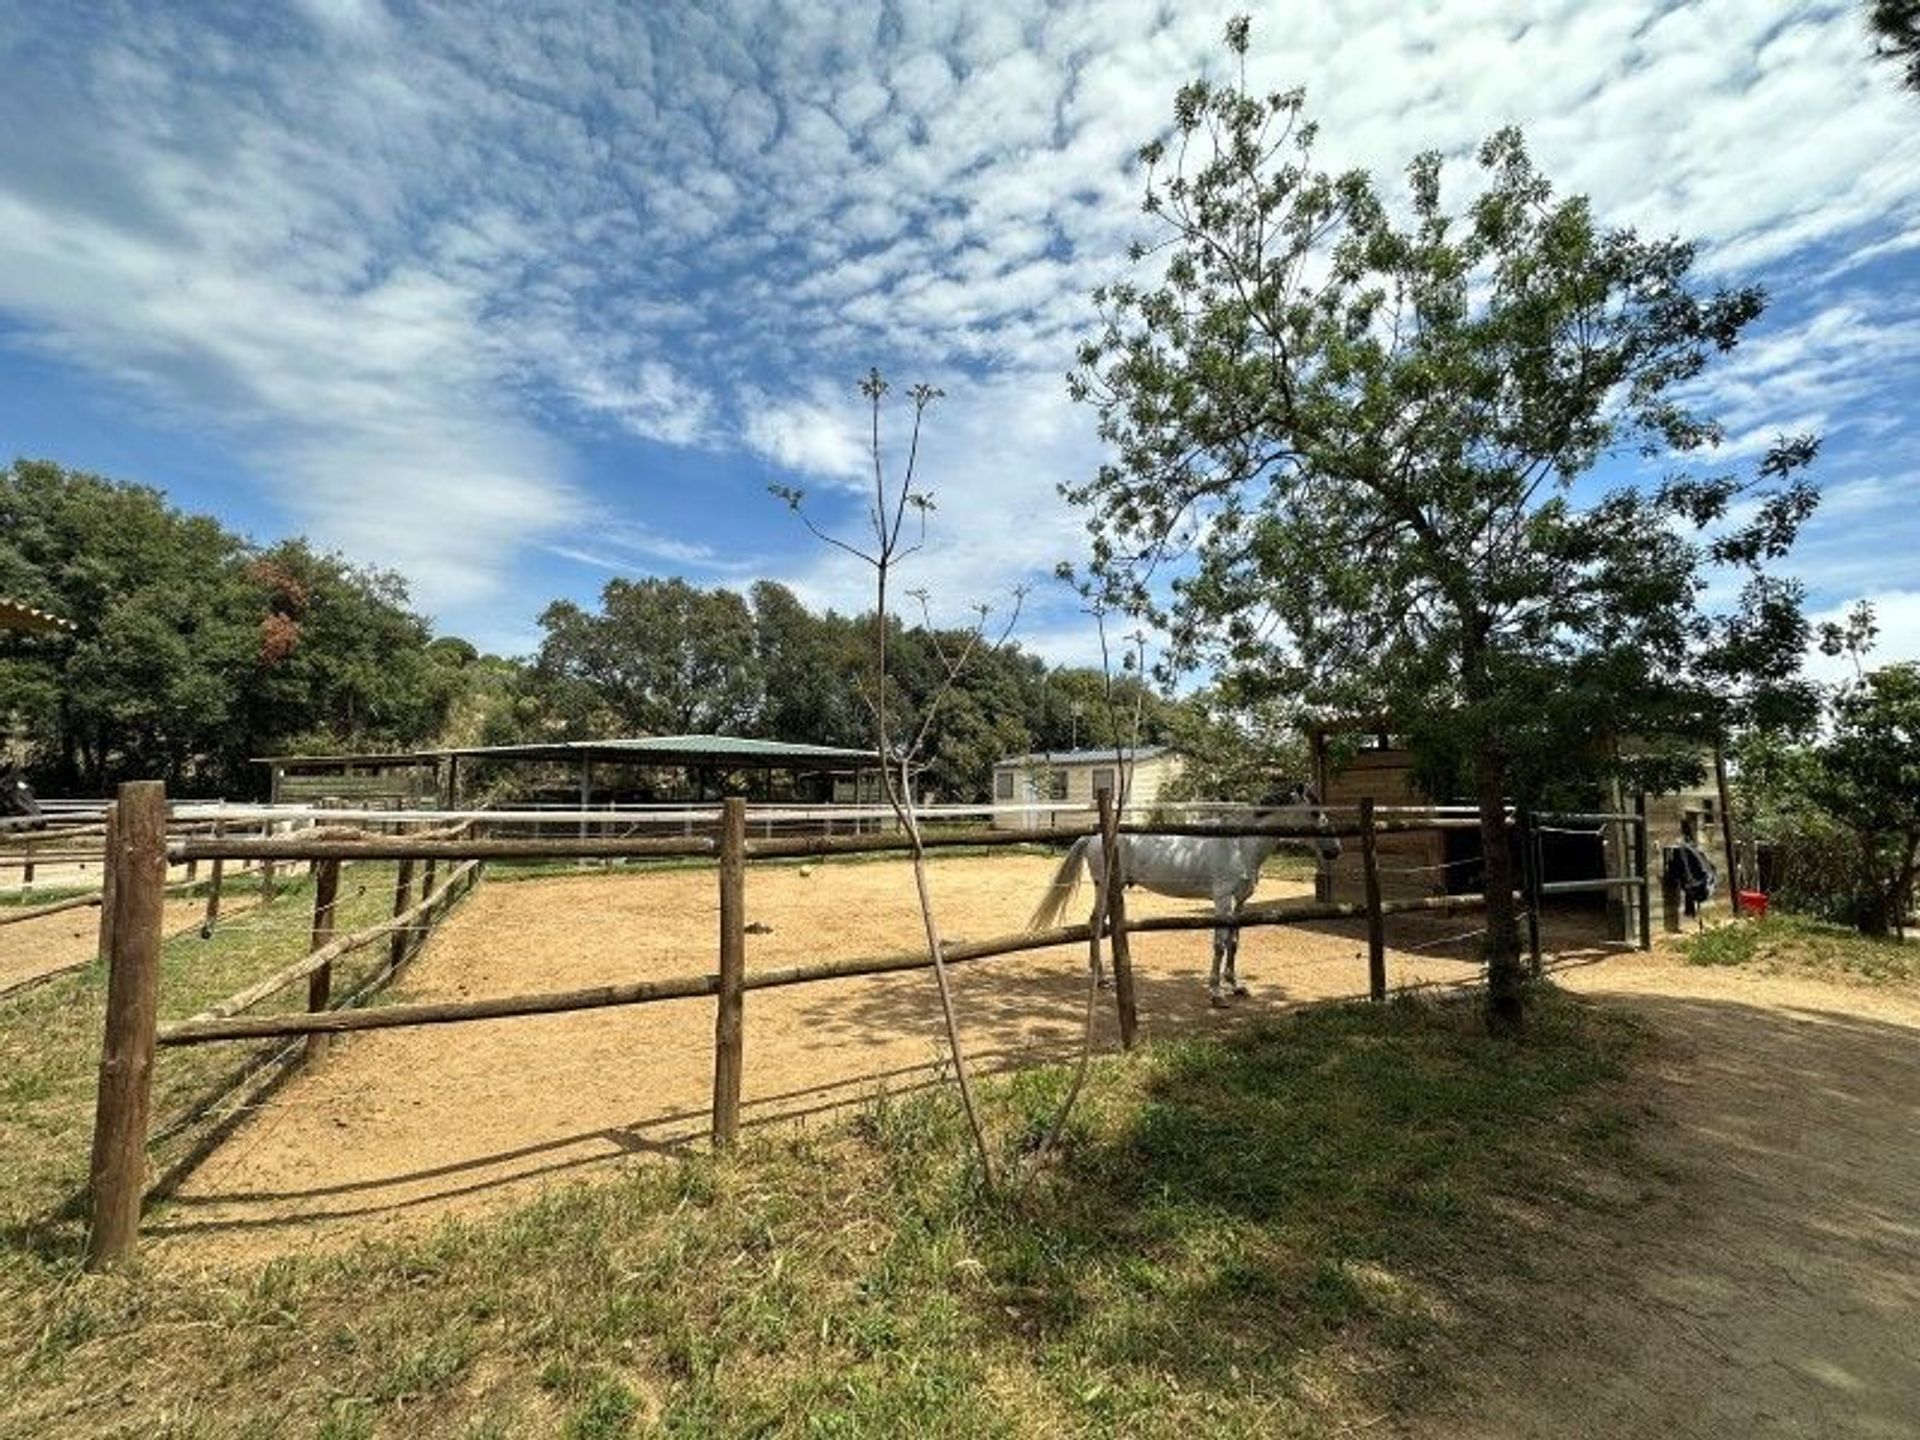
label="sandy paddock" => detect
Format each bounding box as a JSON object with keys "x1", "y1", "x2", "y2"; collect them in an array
[{"x1": 157, "y1": 852, "x2": 1513, "y2": 1253}]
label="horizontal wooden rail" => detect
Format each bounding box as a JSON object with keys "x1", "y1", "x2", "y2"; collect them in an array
[
  {"x1": 1537, "y1": 876, "x2": 1644, "y2": 895},
  {"x1": 1117, "y1": 818, "x2": 1489, "y2": 838},
  {"x1": 0, "y1": 891, "x2": 103, "y2": 926},
  {"x1": 155, "y1": 890, "x2": 1497, "y2": 1047},
  {"x1": 743, "y1": 827, "x2": 1090, "y2": 858},
  {"x1": 164, "y1": 810, "x2": 1506, "y2": 865},
  {"x1": 186, "y1": 861, "x2": 480, "y2": 1022},
  {"x1": 169, "y1": 834, "x2": 723, "y2": 863}
]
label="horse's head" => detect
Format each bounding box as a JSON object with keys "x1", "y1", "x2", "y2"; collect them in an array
[{"x1": 1258, "y1": 781, "x2": 1342, "y2": 861}]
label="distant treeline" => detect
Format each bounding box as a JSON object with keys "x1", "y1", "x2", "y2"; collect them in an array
[{"x1": 0, "y1": 461, "x2": 1291, "y2": 800}]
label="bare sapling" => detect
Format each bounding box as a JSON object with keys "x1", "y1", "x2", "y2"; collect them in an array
[
  {"x1": 1031, "y1": 615, "x2": 1149, "y2": 1169},
  {"x1": 772, "y1": 368, "x2": 1021, "y2": 1191}
]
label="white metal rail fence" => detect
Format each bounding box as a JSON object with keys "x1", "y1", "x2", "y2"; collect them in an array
[{"x1": 76, "y1": 782, "x2": 1651, "y2": 1269}]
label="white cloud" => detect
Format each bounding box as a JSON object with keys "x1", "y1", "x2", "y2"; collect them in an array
[
  {"x1": 1, "y1": 0, "x2": 1918, "y2": 651},
  {"x1": 742, "y1": 388, "x2": 875, "y2": 484},
  {"x1": 1804, "y1": 590, "x2": 1920, "y2": 687}
]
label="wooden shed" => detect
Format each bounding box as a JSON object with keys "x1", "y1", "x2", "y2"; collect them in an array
[{"x1": 1308, "y1": 724, "x2": 1467, "y2": 902}]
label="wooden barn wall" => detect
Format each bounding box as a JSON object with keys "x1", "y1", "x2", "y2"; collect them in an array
[{"x1": 1316, "y1": 748, "x2": 1447, "y2": 901}]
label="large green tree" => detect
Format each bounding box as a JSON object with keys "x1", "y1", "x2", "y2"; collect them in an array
[
  {"x1": 531, "y1": 578, "x2": 763, "y2": 737},
  {"x1": 0, "y1": 460, "x2": 465, "y2": 795},
  {"x1": 1747, "y1": 607, "x2": 1920, "y2": 938},
  {"x1": 1067, "y1": 21, "x2": 1819, "y2": 1034}
]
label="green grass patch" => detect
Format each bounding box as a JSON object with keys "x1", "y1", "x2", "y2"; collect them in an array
[
  {"x1": 0, "y1": 988, "x2": 1646, "y2": 1438},
  {"x1": 0, "y1": 886, "x2": 97, "y2": 908},
  {"x1": 0, "y1": 865, "x2": 433, "y2": 1252},
  {"x1": 1679, "y1": 912, "x2": 1918, "y2": 984}
]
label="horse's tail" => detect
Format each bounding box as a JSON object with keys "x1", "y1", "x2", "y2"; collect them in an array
[{"x1": 1028, "y1": 836, "x2": 1091, "y2": 931}]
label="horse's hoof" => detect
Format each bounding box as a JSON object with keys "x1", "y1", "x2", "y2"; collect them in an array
[
  {"x1": 1209, "y1": 993, "x2": 1230, "y2": 1009},
  {"x1": 1231, "y1": 984, "x2": 1251, "y2": 998}
]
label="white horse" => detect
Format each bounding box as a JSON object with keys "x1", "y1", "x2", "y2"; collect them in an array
[{"x1": 1028, "y1": 786, "x2": 1342, "y2": 1006}]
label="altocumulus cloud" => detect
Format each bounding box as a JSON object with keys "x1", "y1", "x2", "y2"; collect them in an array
[{"x1": 0, "y1": 1, "x2": 1914, "y2": 661}]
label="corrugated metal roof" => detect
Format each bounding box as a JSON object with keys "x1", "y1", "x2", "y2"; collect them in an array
[
  {"x1": 449, "y1": 736, "x2": 877, "y2": 764},
  {"x1": 0, "y1": 597, "x2": 78, "y2": 634},
  {"x1": 993, "y1": 745, "x2": 1172, "y2": 768},
  {"x1": 258, "y1": 735, "x2": 877, "y2": 769}
]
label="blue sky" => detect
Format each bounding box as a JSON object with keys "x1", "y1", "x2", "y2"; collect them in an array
[{"x1": 0, "y1": 0, "x2": 1916, "y2": 679}]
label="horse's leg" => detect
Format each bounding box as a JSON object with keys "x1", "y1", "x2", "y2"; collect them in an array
[
  {"x1": 1208, "y1": 896, "x2": 1231, "y2": 1008},
  {"x1": 1227, "y1": 895, "x2": 1252, "y2": 997},
  {"x1": 1090, "y1": 875, "x2": 1111, "y2": 990}
]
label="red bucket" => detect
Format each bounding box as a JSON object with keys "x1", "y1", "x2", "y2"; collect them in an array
[{"x1": 1736, "y1": 890, "x2": 1769, "y2": 918}]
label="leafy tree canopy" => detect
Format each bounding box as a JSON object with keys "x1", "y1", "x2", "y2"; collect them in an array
[
  {"x1": 1066, "y1": 19, "x2": 1821, "y2": 1032},
  {"x1": 1747, "y1": 606, "x2": 1920, "y2": 937},
  {"x1": 0, "y1": 460, "x2": 468, "y2": 795}
]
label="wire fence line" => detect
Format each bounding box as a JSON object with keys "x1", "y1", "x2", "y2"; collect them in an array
[{"x1": 74, "y1": 782, "x2": 1658, "y2": 1268}]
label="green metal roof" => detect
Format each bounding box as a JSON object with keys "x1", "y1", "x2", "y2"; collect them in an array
[
  {"x1": 258, "y1": 735, "x2": 877, "y2": 771},
  {"x1": 448, "y1": 736, "x2": 877, "y2": 766}
]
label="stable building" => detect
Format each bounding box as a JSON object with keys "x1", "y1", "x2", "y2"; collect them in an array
[
  {"x1": 990, "y1": 746, "x2": 1184, "y2": 828},
  {"x1": 259, "y1": 735, "x2": 882, "y2": 810},
  {"x1": 1309, "y1": 719, "x2": 1734, "y2": 935}
]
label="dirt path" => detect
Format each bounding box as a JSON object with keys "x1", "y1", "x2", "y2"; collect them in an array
[
  {"x1": 1429, "y1": 952, "x2": 1920, "y2": 1440},
  {"x1": 154, "y1": 855, "x2": 1498, "y2": 1258},
  {"x1": 0, "y1": 897, "x2": 208, "y2": 996}
]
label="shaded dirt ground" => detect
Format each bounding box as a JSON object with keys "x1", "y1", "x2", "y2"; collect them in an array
[
  {"x1": 1427, "y1": 952, "x2": 1920, "y2": 1440},
  {"x1": 156, "y1": 854, "x2": 1499, "y2": 1253}
]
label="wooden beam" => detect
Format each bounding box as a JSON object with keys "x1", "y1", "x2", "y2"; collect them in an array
[
  {"x1": 85, "y1": 782, "x2": 167, "y2": 1271},
  {"x1": 1361, "y1": 798, "x2": 1386, "y2": 1002},
  {"x1": 156, "y1": 891, "x2": 1503, "y2": 1047},
  {"x1": 711, "y1": 797, "x2": 747, "y2": 1148},
  {"x1": 305, "y1": 859, "x2": 341, "y2": 1063}
]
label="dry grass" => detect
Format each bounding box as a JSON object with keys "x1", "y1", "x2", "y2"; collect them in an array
[{"x1": 1680, "y1": 911, "x2": 1919, "y2": 985}]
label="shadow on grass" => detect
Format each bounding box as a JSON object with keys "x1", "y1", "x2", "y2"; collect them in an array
[{"x1": 837, "y1": 989, "x2": 1649, "y2": 1428}]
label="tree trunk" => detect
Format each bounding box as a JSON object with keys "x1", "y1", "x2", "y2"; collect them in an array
[
  {"x1": 1475, "y1": 748, "x2": 1526, "y2": 1038},
  {"x1": 1857, "y1": 832, "x2": 1892, "y2": 938}
]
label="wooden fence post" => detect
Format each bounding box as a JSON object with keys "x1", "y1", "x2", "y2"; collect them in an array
[
  {"x1": 1634, "y1": 792, "x2": 1652, "y2": 951},
  {"x1": 86, "y1": 781, "x2": 167, "y2": 1271},
  {"x1": 95, "y1": 803, "x2": 120, "y2": 967},
  {"x1": 1361, "y1": 797, "x2": 1386, "y2": 1001},
  {"x1": 711, "y1": 796, "x2": 747, "y2": 1148},
  {"x1": 1520, "y1": 809, "x2": 1543, "y2": 978},
  {"x1": 203, "y1": 820, "x2": 226, "y2": 934},
  {"x1": 1096, "y1": 788, "x2": 1137, "y2": 1049},
  {"x1": 389, "y1": 859, "x2": 416, "y2": 971},
  {"x1": 305, "y1": 859, "x2": 341, "y2": 1063},
  {"x1": 1713, "y1": 743, "x2": 1741, "y2": 914},
  {"x1": 260, "y1": 820, "x2": 277, "y2": 902},
  {"x1": 21, "y1": 833, "x2": 33, "y2": 890}
]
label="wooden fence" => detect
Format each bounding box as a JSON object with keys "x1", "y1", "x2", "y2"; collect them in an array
[{"x1": 80, "y1": 781, "x2": 1649, "y2": 1269}]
